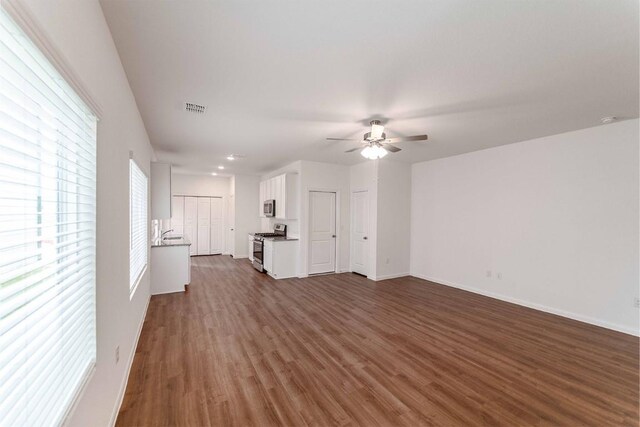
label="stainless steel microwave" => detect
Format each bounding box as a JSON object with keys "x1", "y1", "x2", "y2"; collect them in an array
[{"x1": 263, "y1": 199, "x2": 275, "y2": 217}]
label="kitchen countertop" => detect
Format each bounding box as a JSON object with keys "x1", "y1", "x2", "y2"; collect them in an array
[{"x1": 151, "y1": 236, "x2": 191, "y2": 247}]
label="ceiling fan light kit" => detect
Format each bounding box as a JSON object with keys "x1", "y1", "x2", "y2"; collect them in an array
[
  {"x1": 327, "y1": 119, "x2": 428, "y2": 160},
  {"x1": 361, "y1": 144, "x2": 388, "y2": 159}
]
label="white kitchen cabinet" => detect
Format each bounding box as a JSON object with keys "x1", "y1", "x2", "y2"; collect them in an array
[
  {"x1": 150, "y1": 242, "x2": 191, "y2": 295},
  {"x1": 274, "y1": 174, "x2": 284, "y2": 214},
  {"x1": 266, "y1": 178, "x2": 274, "y2": 201},
  {"x1": 258, "y1": 173, "x2": 298, "y2": 219},
  {"x1": 263, "y1": 239, "x2": 298, "y2": 279},
  {"x1": 264, "y1": 240, "x2": 273, "y2": 272},
  {"x1": 248, "y1": 234, "x2": 254, "y2": 262},
  {"x1": 150, "y1": 162, "x2": 172, "y2": 219}
]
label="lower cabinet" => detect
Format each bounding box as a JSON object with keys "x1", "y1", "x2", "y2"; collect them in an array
[
  {"x1": 264, "y1": 240, "x2": 273, "y2": 272},
  {"x1": 150, "y1": 244, "x2": 191, "y2": 295},
  {"x1": 263, "y1": 239, "x2": 298, "y2": 279}
]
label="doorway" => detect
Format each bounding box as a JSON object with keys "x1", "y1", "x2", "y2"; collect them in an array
[
  {"x1": 350, "y1": 190, "x2": 369, "y2": 276},
  {"x1": 308, "y1": 191, "x2": 337, "y2": 274}
]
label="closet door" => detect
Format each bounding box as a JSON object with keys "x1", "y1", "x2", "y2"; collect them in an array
[
  {"x1": 197, "y1": 197, "x2": 211, "y2": 255},
  {"x1": 184, "y1": 197, "x2": 198, "y2": 256},
  {"x1": 210, "y1": 197, "x2": 223, "y2": 254},
  {"x1": 170, "y1": 196, "x2": 184, "y2": 236}
]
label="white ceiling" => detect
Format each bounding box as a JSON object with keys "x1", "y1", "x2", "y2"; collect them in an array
[{"x1": 100, "y1": 0, "x2": 639, "y2": 175}]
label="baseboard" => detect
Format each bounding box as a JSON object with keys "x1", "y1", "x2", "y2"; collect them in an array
[
  {"x1": 372, "y1": 272, "x2": 410, "y2": 281},
  {"x1": 151, "y1": 289, "x2": 186, "y2": 296},
  {"x1": 410, "y1": 273, "x2": 639, "y2": 337},
  {"x1": 109, "y1": 294, "x2": 151, "y2": 426}
]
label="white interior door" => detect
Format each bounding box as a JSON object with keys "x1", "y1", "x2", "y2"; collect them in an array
[
  {"x1": 210, "y1": 197, "x2": 223, "y2": 254},
  {"x1": 184, "y1": 196, "x2": 198, "y2": 256},
  {"x1": 197, "y1": 197, "x2": 211, "y2": 255},
  {"x1": 351, "y1": 190, "x2": 369, "y2": 276},
  {"x1": 309, "y1": 191, "x2": 336, "y2": 274},
  {"x1": 170, "y1": 196, "x2": 184, "y2": 236}
]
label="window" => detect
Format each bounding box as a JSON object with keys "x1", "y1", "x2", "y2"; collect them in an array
[
  {"x1": 129, "y1": 158, "x2": 147, "y2": 295},
  {"x1": 0, "y1": 8, "x2": 97, "y2": 427}
]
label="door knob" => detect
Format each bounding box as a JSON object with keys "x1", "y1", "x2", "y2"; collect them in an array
[
  {"x1": 363, "y1": 236, "x2": 368, "y2": 240},
  {"x1": 332, "y1": 234, "x2": 336, "y2": 238}
]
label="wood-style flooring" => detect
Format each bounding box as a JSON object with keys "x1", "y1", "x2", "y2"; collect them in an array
[{"x1": 116, "y1": 255, "x2": 639, "y2": 426}]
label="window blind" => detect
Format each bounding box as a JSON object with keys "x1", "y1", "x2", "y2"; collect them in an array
[
  {"x1": 0, "y1": 8, "x2": 97, "y2": 427},
  {"x1": 129, "y1": 159, "x2": 147, "y2": 294}
]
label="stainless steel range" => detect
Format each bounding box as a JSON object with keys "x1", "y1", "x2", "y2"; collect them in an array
[{"x1": 252, "y1": 223, "x2": 286, "y2": 272}]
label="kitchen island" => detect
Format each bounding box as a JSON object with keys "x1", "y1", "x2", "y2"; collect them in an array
[{"x1": 151, "y1": 236, "x2": 191, "y2": 294}]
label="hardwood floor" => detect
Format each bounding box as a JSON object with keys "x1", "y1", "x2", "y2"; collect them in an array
[{"x1": 116, "y1": 255, "x2": 639, "y2": 426}]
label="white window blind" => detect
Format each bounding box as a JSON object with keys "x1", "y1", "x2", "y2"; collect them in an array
[
  {"x1": 0, "y1": 8, "x2": 97, "y2": 427},
  {"x1": 129, "y1": 159, "x2": 147, "y2": 294}
]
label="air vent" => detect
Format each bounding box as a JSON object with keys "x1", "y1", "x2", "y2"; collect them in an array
[{"x1": 185, "y1": 102, "x2": 207, "y2": 114}]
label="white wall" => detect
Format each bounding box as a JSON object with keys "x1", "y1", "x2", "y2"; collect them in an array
[
  {"x1": 231, "y1": 174, "x2": 260, "y2": 258},
  {"x1": 7, "y1": 0, "x2": 155, "y2": 425},
  {"x1": 411, "y1": 119, "x2": 639, "y2": 335},
  {"x1": 172, "y1": 173, "x2": 230, "y2": 197},
  {"x1": 376, "y1": 160, "x2": 411, "y2": 280}
]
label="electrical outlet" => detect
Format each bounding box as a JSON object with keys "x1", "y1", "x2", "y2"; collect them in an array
[
  {"x1": 385, "y1": 258, "x2": 390, "y2": 265},
  {"x1": 497, "y1": 272, "x2": 502, "y2": 280},
  {"x1": 486, "y1": 270, "x2": 492, "y2": 278},
  {"x1": 634, "y1": 297, "x2": 640, "y2": 308},
  {"x1": 115, "y1": 346, "x2": 120, "y2": 364}
]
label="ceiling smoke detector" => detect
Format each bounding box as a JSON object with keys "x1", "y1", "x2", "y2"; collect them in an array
[{"x1": 185, "y1": 102, "x2": 207, "y2": 114}]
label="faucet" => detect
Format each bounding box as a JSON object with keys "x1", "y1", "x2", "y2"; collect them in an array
[{"x1": 161, "y1": 229, "x2": 174, "y2": 239}]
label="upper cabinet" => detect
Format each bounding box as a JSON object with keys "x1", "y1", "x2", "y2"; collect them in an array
[
  {"x1": 150, "y1": 162, "x2": 172, "y2": 219},
  {"x1": 259, "y1": 173, "x2": 298, "y2": 219}
]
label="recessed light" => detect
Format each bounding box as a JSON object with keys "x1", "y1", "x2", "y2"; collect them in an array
[
  {"x1": 226, "y1": 155, "x2": 235, "y2": 161},
  {"x1": 211, "y1": 172, "x2": 217, "y2": 176},
  {"x1": 218, "y1": 165, "x2": 225, "y2": 170},
  {"x1": 601, "y1": 116, "x2": 617, "y2": 124}
]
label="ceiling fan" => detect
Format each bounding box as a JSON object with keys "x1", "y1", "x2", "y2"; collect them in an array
[{"x1": 327, "y1": 120, "x2": 428, "y2": 159}]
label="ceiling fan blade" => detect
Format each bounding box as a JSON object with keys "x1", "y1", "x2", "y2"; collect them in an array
[
  {"x1": 345, "y1": 147, "x2": 361, "y2": 153},
  {"x1": 327, "y1": 137, "x2": 360, "y2": 141},
  {"x1": 383, "y1": 144, "x2": 402, "y2": 153},
  {"x1": 385, "y1": 134, "x2": 428, "y2": 143}
]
